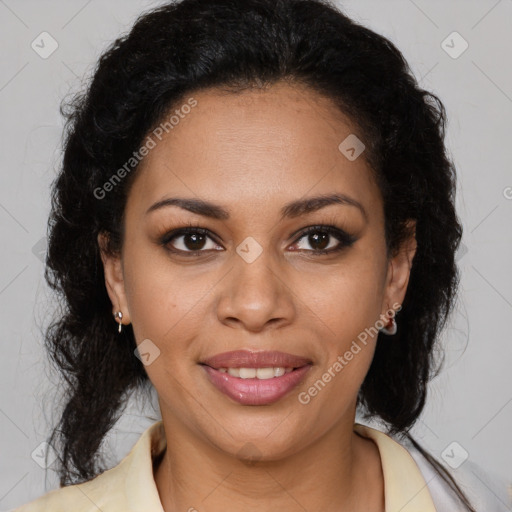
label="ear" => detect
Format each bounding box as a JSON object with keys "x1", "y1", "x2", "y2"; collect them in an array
[
  {"x1": 381, "y1": 220, "x2": 417, "y2": 315},
  {"x1": 97, "y1": 231, "x2": 131, "y2": 326}
]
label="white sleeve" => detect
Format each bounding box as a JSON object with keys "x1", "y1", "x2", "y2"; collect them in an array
[{"x1": 405, "y1": 441, "x2": 512, "y2": 512}]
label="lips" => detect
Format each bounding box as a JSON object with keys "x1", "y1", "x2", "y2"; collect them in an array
[
  {"x1": 200, "y1": 350, "x2": 313, "y2": 369},
  {"x1": 199, "y1": 350, "x2": 313, "y2": 405}
]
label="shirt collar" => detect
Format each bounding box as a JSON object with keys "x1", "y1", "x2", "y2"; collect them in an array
[
  {"x1": 123, "y1": 420, "x2": 437, "y2": 512},
  {"x1": 354, "y1": 422, "x2": 437, "y2": 511},
  {"x1": 125, "y1": 420, "x2": 166, "y2": 512}
]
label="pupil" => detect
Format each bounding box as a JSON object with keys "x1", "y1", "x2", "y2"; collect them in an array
[
  {"x1": 310, "y1": 232, "x2": 329, "y2": 250},
  {"x1": 185, "y1": 233, "x2": 205, "y2": 250}
]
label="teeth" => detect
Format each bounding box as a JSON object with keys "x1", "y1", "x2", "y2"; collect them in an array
[
  {"x1": 255, "y1": 367, "x2": 275, "y2": 379},
  {"x1": 220, "y1": 367, "x2": 294, "y2": 379}
]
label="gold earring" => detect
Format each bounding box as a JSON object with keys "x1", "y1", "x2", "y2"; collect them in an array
[{"x1": 114, "y1": 311, "x2": 123, "y2": 333}]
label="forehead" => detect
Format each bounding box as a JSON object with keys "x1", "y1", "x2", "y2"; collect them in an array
[{"x1": 126, "y1": 82, "x2": 380, "y2": 218}]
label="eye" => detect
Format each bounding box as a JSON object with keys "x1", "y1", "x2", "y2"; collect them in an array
[
  {"x1": 160, "y1": 227, "x2": 222, "y2": 256},
  {"x1": 159, "y1": 224, "x2": 357, "y2": 257},
  {"x1": 291, "y1": 225, "x2": 357, "y2": 255}
]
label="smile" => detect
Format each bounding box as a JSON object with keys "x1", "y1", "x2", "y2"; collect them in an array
[
  {"x1": 199, "y1": 349, "x2": 313, "y2": 405},
  {"x1": 217, "y1": 367, "x2": 294, "y2": 379}
]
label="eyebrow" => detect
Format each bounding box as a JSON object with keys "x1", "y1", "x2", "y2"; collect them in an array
[{"x1": 145, "y1": 193, "x2": 368, "y2": 222}]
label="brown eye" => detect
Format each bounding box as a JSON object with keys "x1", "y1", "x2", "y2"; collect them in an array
[
  {"x1": 176, "y1": 232, "x2": 208, "y2": 251},
  {"x1": 160, "y1": 228, "x2": 222, "y2": 255},
  {"x1": 292, "y1": 226, "x2": 357, "y2": 255},
  {"x1": 302, "y1": 231, "x2": 331, "y2": 251}
]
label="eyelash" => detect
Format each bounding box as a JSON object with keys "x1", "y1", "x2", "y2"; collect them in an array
[{"x1": 158, "y1": 220, "x2": 357, "y2": 258}]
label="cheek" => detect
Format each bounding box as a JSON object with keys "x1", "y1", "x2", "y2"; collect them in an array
[
  {"x1": 292, "y1": 259, "x2": 384, "y2": 397},
  {"x1": 121, "y1": 247, "x2": 188, "y2": 351},
  {"x1": 297, "y1": 261, "x2": 385, "y2": 340}
]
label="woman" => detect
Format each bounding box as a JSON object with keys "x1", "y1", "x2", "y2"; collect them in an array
[{"x1": 13, "y1": 0, "x2": 509, "y2": 510}]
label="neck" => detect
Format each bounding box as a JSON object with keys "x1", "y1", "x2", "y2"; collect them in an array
[{"x1": 153, "y1": 412, "x2": 384, "y2": 512}]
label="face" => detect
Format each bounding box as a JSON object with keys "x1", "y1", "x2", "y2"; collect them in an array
[{"x1": 99, "y1": 81, "x2": 416, "y2": 460}]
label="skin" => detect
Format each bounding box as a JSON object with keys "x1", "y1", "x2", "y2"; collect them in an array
[{"x1": 98, "y1": 80, "x2": 417, "y2": 512}]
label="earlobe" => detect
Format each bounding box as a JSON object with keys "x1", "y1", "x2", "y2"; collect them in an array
[{"x1": 97, "y1": 231, "x2": 131, "y2": 326}]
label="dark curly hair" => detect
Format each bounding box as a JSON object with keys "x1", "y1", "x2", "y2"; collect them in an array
[{"x1": 41, "y1": 0, "x2": 473, "y2": 508}]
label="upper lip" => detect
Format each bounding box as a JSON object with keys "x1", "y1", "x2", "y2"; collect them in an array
[{"x1": 200, "y1": 350, "x2": 313, "y2": 369}]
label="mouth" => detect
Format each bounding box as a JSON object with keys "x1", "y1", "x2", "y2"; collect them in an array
[
  {"x1": 199, "y1": 365, "x2": 304, "y2": 379},
  {"x1": 198, "y1": 350, "x2": 313, "y2": 405},
  {"x1": 200, "y1": 349, "x2": 313, "y2": 370}
]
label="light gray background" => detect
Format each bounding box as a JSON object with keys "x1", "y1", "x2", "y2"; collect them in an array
[{"x1": 1, "y1": 0, "x2": 511, "y2": 509}]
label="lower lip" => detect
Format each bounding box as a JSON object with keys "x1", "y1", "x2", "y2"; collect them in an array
[{"x1": 201, "y1": 364, "x2": 312, "y2": 405}]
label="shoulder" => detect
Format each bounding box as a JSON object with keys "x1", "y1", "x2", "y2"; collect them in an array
[
  {"x1": 401, "y1": 436, "x2": 512, "y2": 512},
  {"x1": 11, "y1": 420, "x2": 165, "y2": 512}
]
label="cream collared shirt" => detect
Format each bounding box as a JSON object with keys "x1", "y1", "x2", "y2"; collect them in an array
[{"x1": 13, "y1": 420, "x2": 506, "y2": 512}]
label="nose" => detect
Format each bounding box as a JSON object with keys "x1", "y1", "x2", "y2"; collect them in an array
[{"x1": 215, "y1": 248, "x2": 296, "y2": 333}]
